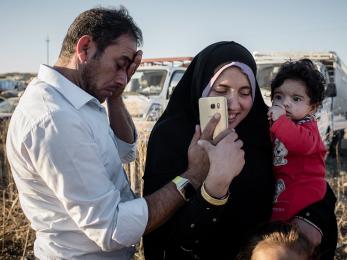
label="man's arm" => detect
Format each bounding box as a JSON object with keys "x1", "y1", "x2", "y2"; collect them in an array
[
  {"x1": 106, "y1": 50, "x2": 143, "y2": 143},
  {"x1": 107, "y1": 96, "x2": 135, "y2": 144},
  {"x1": 144, "y1": 179, "x2": 186, "y2": 234}
]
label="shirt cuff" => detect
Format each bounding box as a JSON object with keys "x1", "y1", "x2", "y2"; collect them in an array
[{"x1": 113, "y1": 197, "x2": 148, "y2": 246}]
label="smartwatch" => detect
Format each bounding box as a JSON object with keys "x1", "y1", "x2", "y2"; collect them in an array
[{"x1": 172, "y1": 176, "x2": 196, "y2": 201}]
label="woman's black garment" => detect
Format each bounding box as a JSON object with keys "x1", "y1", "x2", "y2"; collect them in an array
[
  {"x1": 143, "y1": 41, "x2": 275, "y2": 259},
  {"x1": 296, "y1": 183, "x2": 338, "y2": 260}
]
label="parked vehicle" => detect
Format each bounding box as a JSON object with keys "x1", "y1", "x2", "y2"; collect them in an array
[
  {"x1": 0, "y1": 96, "x2": 20, "y2": 118},
  {"x1": 123, "y1": 57, "x2": 192, "y2": 122},
  {"x1": 253, "y1": 52, "x2": 338, "y2": 148}
]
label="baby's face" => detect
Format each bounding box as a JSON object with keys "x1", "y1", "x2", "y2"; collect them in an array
[
  {"x1": 251, "y1": 245, "x2": 307, "y2": 260},
  {"x1": 272, "y1": 79, "x2": 316, "y2": 121}
]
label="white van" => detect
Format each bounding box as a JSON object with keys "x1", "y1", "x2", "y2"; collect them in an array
[{"x1": 123, "y1": 57, "x2": 191, "y2": 124}]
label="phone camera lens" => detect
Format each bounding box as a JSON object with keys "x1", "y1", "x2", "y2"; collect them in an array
[{"x1": 210, "y1": 104, "x2": 215, "y2": 109}]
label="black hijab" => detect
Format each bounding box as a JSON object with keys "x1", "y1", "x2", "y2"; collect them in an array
[{"x1": 143, "y1": 41, "x2": 275, "y2": 259}]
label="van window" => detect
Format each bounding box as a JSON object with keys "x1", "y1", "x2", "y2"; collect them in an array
[
  {"x1": 169, "y1": 71, "x2": 185, "y2": 88},
  {"x1": 125, "y1": 70, "x2": 167, "y2": 96},
  {"x1": 257, "y1": 64, "x2": 280, "y2": 91},
  {"x1": 167, "y1": 71, "x2": 185, "y2": 98}
]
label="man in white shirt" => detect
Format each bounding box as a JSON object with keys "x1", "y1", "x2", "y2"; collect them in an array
[{"x1": 6, "y1": 7, "x2": 245, "y2": 259}]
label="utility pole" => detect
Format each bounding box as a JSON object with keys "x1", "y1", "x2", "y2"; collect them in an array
[{"x1": 46, "y1": 36, "x2": 50, "y2": 65}]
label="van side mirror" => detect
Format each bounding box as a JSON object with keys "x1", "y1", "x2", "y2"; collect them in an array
[
  {"x1": 167, "y1": 86, "x2": 175, "y2": 99},
  {"x1": 325, "y1": 83, "x2": 337, "y2": 97}
]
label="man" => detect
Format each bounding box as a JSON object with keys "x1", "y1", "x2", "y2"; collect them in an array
[{"x1": 6, "y1": 7, "x2": 244, "y2": 259}]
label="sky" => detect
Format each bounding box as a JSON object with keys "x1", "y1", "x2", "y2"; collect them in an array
[{"x1": 1, "y1": 0, "x2": 347, "y2": 73}]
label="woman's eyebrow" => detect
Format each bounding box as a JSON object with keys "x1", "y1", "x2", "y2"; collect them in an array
[{"x1": 215, "y1": 84, "x2": 228, "y2": 88}]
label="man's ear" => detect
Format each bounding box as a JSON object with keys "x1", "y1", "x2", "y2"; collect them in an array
[{"x1": 75, "y1": 35, "x2": 96, "y2": 63}]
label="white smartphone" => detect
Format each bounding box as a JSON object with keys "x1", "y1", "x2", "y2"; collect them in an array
[{"x1": 199, "y1": 96, "x2": 228, "y2": 139}]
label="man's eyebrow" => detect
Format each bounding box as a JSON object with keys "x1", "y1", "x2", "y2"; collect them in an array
[{"x1": 120, "y1": 55, "x2": 132, "y2": 64}]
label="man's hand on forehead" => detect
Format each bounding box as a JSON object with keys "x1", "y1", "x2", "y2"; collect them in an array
[{"x1": 127, "y1": 50, "x2": 143, "y2": 81}]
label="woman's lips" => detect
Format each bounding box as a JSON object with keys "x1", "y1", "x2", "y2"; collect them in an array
[{"x1": 228, "y1": 114, "x2": 238, "y2": 122}]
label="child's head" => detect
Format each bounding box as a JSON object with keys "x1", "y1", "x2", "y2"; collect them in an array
[
  {"x1": 270, "y1": 59, "x2": 325, "y2": 120},
  {"x1": 237, "y1": 222, "x2": 315, "y2": 260}
]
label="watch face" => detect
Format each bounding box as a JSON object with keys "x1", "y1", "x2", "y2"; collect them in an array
[
  {"x1": 172, "y1": 176, "x2": 196, "y2": 201},
  {"x1": 183, "y1": 182, "x2": 196, "y2": 201}
]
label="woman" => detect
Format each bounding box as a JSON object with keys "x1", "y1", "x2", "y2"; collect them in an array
[{"x1": 143, "y1": 41, "x2": 337, "y2": 259}]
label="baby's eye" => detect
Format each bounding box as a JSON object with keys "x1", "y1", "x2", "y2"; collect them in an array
[
  {"x1": 274, "y1": 94, "x2": 282, "y2": 100},
  {"x1": 293, "y1": 96, "x2": 302, "y2": 102}
]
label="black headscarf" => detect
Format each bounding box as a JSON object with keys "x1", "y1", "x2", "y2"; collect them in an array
[{"x1": 143, "y1": 41, "x2": 275, "y2": 259}]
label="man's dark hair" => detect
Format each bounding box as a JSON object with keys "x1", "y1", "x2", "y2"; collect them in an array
[
  {"x1": 271, "y1": 59, "x2": 325, "y2": 105},
  {"x1": 59, "y1": 6, "x2": 143, "y2": 58}
]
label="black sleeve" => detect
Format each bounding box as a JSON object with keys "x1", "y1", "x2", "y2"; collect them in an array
[
  {"x1": 143, "y1": 185, "x2": 227, "y2": 260},
  {"x1": 295, "y1": 182, "x2": 338, "y2": 260},
  {"x1": 170, "y1": 187, "x2": 227, "y2": 245}
]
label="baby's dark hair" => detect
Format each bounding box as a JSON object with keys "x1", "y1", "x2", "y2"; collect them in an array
[
  {"x1": 271, "y1": 59, "x2": 325, "y2": 106},
  {"x1": 236, "y1": 221, "x2": 315, "y2": 260}
]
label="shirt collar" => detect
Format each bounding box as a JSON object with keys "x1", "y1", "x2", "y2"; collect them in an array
[
  {"x1": 296, "y1": 114, "x2": 316, "y2": 125},
  {"x1": 37, "y1": 64, "x2": 101, "y2": 110}
]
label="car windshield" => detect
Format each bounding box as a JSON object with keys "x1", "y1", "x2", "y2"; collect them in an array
[
  {"x1": 125, "y1": 70, "x2": 167, "y2": 96},
  {"x1": 257, "y1": 64, "x2": 281, "y2": 91}
]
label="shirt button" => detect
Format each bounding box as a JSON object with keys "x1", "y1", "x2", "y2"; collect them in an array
[
  {"x1": 195, "y1": 240, "x2": 199, "y2": 244},
  {"x1": 190, "y1": 223, "x2": 195, "y2": 228},
  {"x1": 212, "y1": 218, "x2": 217, "y2": 222},
  {"x1": 206, "y1": 207, "x2": 210, "y2": 210},
  {"x1": 305, "y1": 212, "x2": 310, "y2": 217}
]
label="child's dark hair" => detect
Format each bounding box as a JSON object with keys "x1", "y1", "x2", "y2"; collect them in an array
[
  {"x1": 236, "y1": 221, "x2": 315, "y2": 260},
  {"x1": 271, "y1": 59, "x2": 325, "y2": 106}
]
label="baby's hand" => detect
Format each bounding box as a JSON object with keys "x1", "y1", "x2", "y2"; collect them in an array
[{"x1": 267, "y1": 104, "x2": 286, "y2": 121}]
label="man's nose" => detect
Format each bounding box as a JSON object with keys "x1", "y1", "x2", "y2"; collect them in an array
[{"x1": 116, "y1": 71, "x2": 128, "y2": 86}]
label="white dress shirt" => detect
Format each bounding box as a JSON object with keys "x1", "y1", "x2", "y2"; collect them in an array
[{"x1": 6, "y1": 65, "x2": 148, "y2": 259}]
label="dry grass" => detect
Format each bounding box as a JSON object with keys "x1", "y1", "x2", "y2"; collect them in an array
[{"x1": 0, "y1": 119, "x2": 346, "y2": 259}]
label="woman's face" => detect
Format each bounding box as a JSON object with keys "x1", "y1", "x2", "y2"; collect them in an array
[{"x1": 209, "y1": 66, "x2": 253, "y2": 129}]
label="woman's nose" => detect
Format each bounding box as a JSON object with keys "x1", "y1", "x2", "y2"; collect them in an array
[{"x1": 227, "y1": 93, "x2": 241, "y2": 110}]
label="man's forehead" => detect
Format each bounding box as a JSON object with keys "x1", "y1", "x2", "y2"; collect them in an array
[{"x1": 108, "y1": 38, "x2": 136, "y2": 59}]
